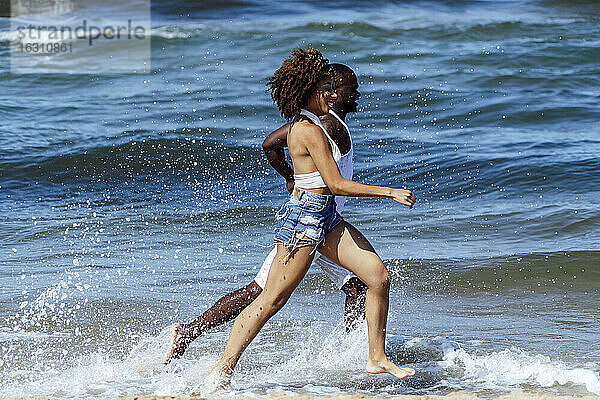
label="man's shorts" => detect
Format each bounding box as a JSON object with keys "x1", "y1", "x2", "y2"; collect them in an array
[{"x1": 254, "y1": 246, "x2": 355, "y2": 290}]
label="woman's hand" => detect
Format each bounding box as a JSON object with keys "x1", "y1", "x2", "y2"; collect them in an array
[{"x1": 390, "y1": 189, "x2": 416, "y2": 208}]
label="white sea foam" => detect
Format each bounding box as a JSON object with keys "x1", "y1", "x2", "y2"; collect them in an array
[
  {"x1": 2, "y1": 323, "x2": 600, "y2": 399},
  {"x1": 150, "y1": 25, "x2": 204, "y2": 39},
  {"x1": 0, "y1": 327, "x2": 70, "y2": 341},
  {"x1": 0, "y1": 328, "x2": 160, "y2": 398},
  {"x1": 439, "y1": 346, "x2": 600, "y2": 395},
  {"x1": 0, "y1": 30, "x2": 19, "y2": 42}
]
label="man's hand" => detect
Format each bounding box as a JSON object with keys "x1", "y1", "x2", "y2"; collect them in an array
[
  {"x1": 262, "y1": 124, "x2": 295, "y2": 192},
  {"x1": 286, "y1": 180, "x2": 295, "y2": 194}
]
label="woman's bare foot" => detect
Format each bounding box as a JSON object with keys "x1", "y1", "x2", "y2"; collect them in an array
[
  {"x1": 164, "y1": 323, "x2": 191, "y2": 366},
  {"x1": 366, "y1": 358, "x2": 415, "y2": 380},
  {"x1": 202, "y1": 363, "x2": 232, "y2": 394}
]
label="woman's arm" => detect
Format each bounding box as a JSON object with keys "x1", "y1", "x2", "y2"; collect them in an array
[{"x1": 302, "y1": 126, "x2": 416, "y2": 208}]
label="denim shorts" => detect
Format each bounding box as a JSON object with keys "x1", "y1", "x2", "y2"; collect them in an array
[{"x1": 274, "y1": 189, "x2": 343, "y2": 256}]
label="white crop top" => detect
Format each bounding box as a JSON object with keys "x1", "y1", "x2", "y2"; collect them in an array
[
  {"x1": 294, "y1": 109, "x2": 341, "y2": 190},
  {"x1": 293, "y1": 109, "x2": 353, "y2": 208}
]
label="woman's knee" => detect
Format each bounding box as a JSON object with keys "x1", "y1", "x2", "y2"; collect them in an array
[
  {"x1": 259, "y1": 291, "x2": 291, "y2": 316},
  {"x1": 375, "y1": 267, "x2": 390, "y2": 291},
  {"x1": 364, "y1": 258, "x2": 390, "y2": 291}
]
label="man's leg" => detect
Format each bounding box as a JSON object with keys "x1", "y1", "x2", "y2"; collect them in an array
[
  {"x1": 164, "y1": 282, "x2": 262, "y2": 364},
  {"x1": 313, "y1": 253, "x2": 367, "y2": 331},
  {"x1": 164, "y1": 247, "x2": 276, "y2": 364},
  {"x1": 341, "y1": 276, "x2": 367, "y2": 331}
]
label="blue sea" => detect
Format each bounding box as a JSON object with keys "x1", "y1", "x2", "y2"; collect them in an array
[{"x1": 1, "y1": 0, "x2": 599, "y2": 398}]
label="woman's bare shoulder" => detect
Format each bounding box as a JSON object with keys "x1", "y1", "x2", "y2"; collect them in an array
[{"x1": 290, "y1": 120, "x2": 325, "y2": 141}]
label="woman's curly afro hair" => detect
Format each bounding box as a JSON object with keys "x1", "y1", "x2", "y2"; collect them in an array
[{"x1": 267, "y1": 47, "x2": 331, "y2": 121}]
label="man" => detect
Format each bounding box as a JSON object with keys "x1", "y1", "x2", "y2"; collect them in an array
[{"x1": 165, "y1": 64, "x2": 364, "y2": 364}]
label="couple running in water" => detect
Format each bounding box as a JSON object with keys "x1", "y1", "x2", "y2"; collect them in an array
[
  {"x1": 166, "y1": 47, "x2": 416, "y2": 385},
  {"x1": 165, "y1": 62, "x2": 367, "y2": 362}
]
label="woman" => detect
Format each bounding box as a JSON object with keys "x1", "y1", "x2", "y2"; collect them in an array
[{"x1": 210, "y1": 47, "x2": 416, "y2": 386}]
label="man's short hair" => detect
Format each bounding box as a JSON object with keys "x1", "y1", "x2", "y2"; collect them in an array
[{"x1": 329, "y1": 63, "x2": 355, "y2": 82}]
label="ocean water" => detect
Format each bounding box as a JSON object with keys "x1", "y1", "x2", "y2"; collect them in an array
[{"x1": 1, "y1": 0, "x2": 599, "y2": 398}]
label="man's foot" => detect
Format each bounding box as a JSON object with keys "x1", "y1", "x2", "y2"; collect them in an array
[
  {"x1": 164, "y1": 323, "x2": 191, "y2": 366},
  {"x1": 366, "y1": 359, "x2": 415, "y2": 380}
]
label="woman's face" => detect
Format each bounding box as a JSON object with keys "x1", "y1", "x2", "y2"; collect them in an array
[{"x1": 307, "y1": 77, "x2": 337, "y2": 116}]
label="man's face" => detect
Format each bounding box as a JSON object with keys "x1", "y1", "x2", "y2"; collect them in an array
[{"x1": 333, "y1": 73, "x2": 360, "y2": 113}]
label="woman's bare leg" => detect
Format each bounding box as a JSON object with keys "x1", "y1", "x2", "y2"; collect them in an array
[
  {"x1": 213, "y1": 244, "x2": 316, "y2": 377},
  {"x1": 318, "y1": 221, "x2": 415, "y2": 380}
]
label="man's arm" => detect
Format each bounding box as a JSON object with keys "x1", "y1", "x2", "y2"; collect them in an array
[
  {"x1": 319, "y1": 116, "x2": 338, "y2": 139},
  {"x1": 320, "y1": 115, "x2": 350, "y2": 155},
  {"x1": 262, "y1": 123, "x2": 295, "y2": 193}
]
